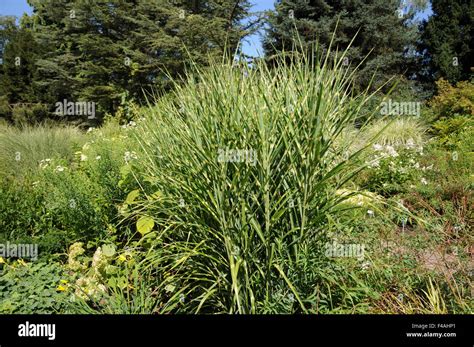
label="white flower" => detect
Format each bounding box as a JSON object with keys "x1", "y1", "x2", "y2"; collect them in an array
[
  {"x1": 421, "y1": 178, "x2": 428, "y2": 185},
  {"x1": 373, "y1": 143, "x2": 383, "y2": 151},
  {"x1": 128, "y1": 121, "x2": 136, "y2": 127},
  {"x1": 405, "y1": 138, "x2": 415, "y2": 149},
  {"x1": 367, "y1": 209, "x2": 374, "y2": 217},
  {"x1": 124, "y1": 151, "x2": 138, "y2": 162},
  {"x1": 80, "y1": 154, "x2": 88, "y2": 162},
  {"x1": 54, "y1": 165, "x2": 65, "y2": 172},
  {"x1": 385, "y1": 145, "x2": 398, "y2": 157},
  {"x1": 86, "y1": 127, "x2": 95, "y2": 133},
  {"x1": 366, "y1": 159, "x2": 380, "y2": 168},
  {"x1": 39, "y1": 159, "x2": 51, "y2": 169},
  {"x1": 95, "y1": 155, "x2": 101, "y2": 160},
  {"x1": 370, "y1": 159, "x2": 380, "y2": 168},
  {"x1": 92, "y1": 247, "x2": 105, "y2": 268}
]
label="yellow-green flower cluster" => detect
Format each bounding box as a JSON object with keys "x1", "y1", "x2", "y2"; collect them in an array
[
  {"x1": 74, "y1": 276, "x2": 107, "y2": 301},
  {"x1": 70, "y1": 245, "x2": 115, "y2": 301},
  {"x1": 67, "y1": 242, "x2": 87, "y2": 271}
]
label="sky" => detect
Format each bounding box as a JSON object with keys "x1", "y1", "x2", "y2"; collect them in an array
[
  {"x1": 0, "y1": 0, "x2": 431, "y2": 58},
  {"x1": 0, "y1": 0, "x2": 33, "y2": 17},
  {"x1": 242, "y1": 0, "x2": 275, "y2": 57}
]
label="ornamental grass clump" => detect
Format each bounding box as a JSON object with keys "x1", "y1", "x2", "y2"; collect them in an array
[{"x1": 134, "y1": 46, "x2": 377, "y2": 313}]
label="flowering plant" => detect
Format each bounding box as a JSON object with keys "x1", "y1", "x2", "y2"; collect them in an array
[{"x1": 363, "y1": 140, "x2": 429, "y2": 194}]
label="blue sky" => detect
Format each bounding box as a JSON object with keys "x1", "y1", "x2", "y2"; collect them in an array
[
  {"x1": 0, "y1": 0, "x2": 33, "y2": 17},
  {"x1": 0, "y1": 0, "x2": 431, "y2": 57},
  {"x1": 242, "y1": 0, "x2": 275, "y2": 57}
]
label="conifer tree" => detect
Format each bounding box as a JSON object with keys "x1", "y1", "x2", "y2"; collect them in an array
[
  {"x1": 264, "y1": 0, "x2": 424, "y2": 91},
  {"x1": 27, "y1": 0, "x2": 251, "y2": 121},
  {"x1": 420, "y1": 0, "x2": 473, "y2": 83},
  {"x1": 0, "y1": 15, "x2": 43, "y2": 122}
]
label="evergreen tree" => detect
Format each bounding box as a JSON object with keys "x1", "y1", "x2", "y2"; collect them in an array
[
  {"x1": 0, "y1": 15, "x2": 43, "y2": 122},
  {"x1": 27, "y1": 0, "x2": 251, "y2": 121},
  {"x1": 264, "y1": 0, "x2": 424, "y2": 91},
  {"x1": 420, "y1": 0, "x2": 473, "y2": 83}
]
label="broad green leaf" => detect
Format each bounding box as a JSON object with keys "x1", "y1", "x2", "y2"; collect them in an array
[
  {"x1": 149, "y1": 191, "x2": 163, "y2": 201},
  {"x1": 117, "y1": 276, "x2": 128, "y2": 289},
  {"x1": 136, "y1": 216, "x2": 154, "y2": 235},
  {"x1": 102, "y1": 244, "x2": 116, "y2": 257},
  {"x1": 108, "y1": 277, "x2": 117, "y2": 288},
  {"x1": 125, "y1": 189, "x2": 140, "y2": 204},
  {"x1": 105, "y1": 265, "x2": 118, "y2": 275},
  {"x1": 119, "y1": 164, "x2": 131, "y2": 177}
]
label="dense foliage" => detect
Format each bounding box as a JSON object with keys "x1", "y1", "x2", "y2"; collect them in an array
[
  {"x1": 0, "y1": 0, "x2": 472, "y2": 315},
  {"x1": 420, "y1": 0, "x2": 474, "y2": 83},
  {"x1": 0, "y1": 0, "x2": 252, "y2": 123},
  {"x1": 264, "y1": 0, "x2": 428, "y2": 91},
  {"x1": 0, "y1": 54, "x2": 472, "y2": 314}
]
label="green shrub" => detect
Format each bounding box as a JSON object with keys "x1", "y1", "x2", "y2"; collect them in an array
[
  {"x1": 38, "y1": 166, "x2": 111, "y2": 250},
  {"x1": 360, "y1": 145, "x2": 425, "y2": 196},
  {"x1": 0, "y1": 178, "x2": 50, "y2": 250},
  {"x1": 428, "y1": 78, "x2": 474, "y2": 122},
  {"x1": 0, "y1": 165, "x2": 113, "y2": 258},
  {"x1": 78, "y1": 124, "x2": 137, "y2": 203},
  {"x1": 0, "y1": 96, "x2": 12, "y2": 120},
  {"x1": 431, "y1": 116, "x2": 474, "y2": 149},
  {"x1": 10, "y1": 104, "x2": 51, "y2": 126},
  {"x1": 0, "y1": 122, "x2": 130, "y2": 257}
]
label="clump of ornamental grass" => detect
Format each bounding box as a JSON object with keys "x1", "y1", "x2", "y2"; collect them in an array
[
  {"x1": 133, "y1": 45, "x2": 380, "y2": 313},
  {"x1": 362, "y1": 117, "x2": 427, "y2": 147},
  {"x1": 0, "y1": 123, "x2": 85, "y2": 179},
  {"x1": 335, "y1": 116, "x2": 427, "y2": 161}
]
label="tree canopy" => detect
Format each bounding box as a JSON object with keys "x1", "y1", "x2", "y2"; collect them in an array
[
  {"x1": 1, "y1": 0, "x2": 251, "y2": 123},
  {"x1": 420, "y1": 0, "x2": 473, "y2": 83},
  {"x1": 264, "y1": 0, "x2": 426, "y2": 91}
]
